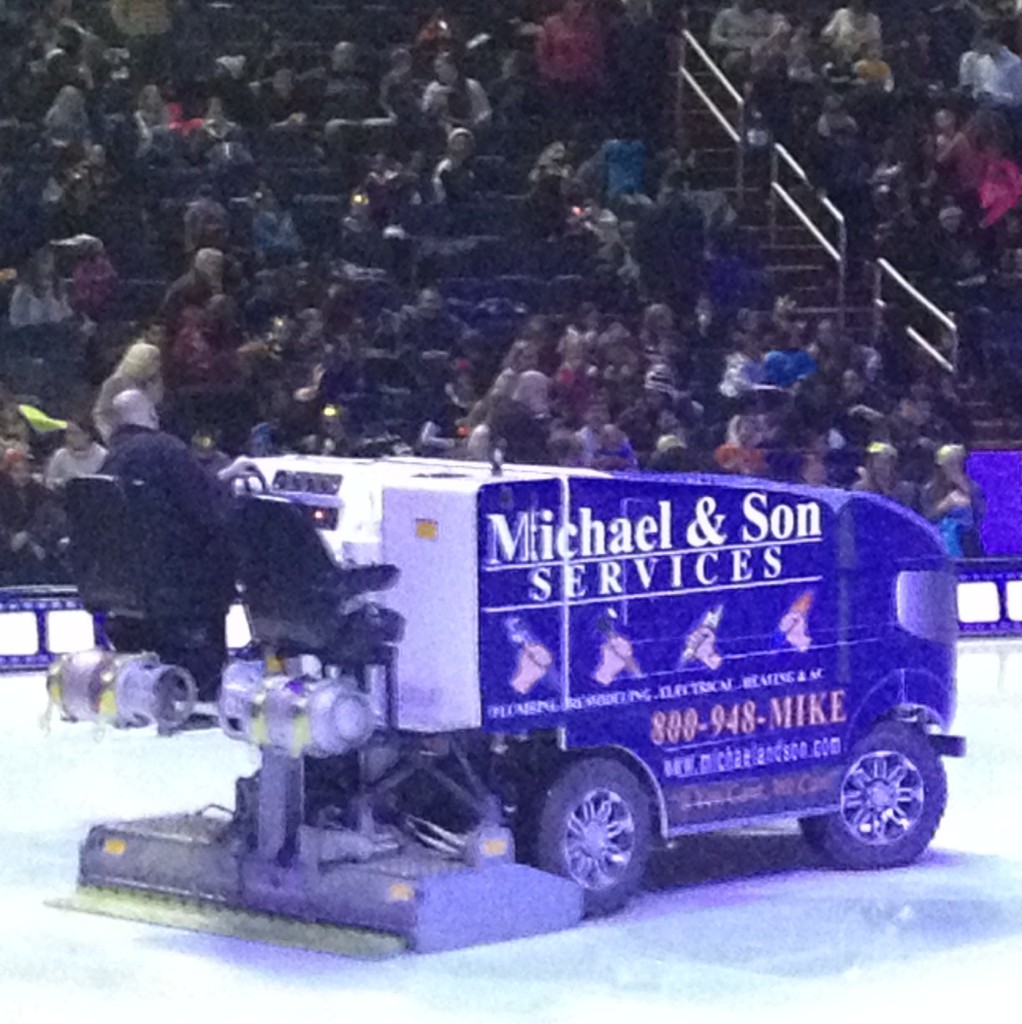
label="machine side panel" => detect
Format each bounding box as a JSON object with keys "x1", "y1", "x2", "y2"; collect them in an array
[
  {"x1": 476, "y1": 473, "x2": 856, "y2": 830},
  {"x1": 383, "y1": 482, "x2": 482, "y2": 732}
]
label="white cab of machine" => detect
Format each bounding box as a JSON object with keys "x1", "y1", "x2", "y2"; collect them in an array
[{"x1": 248, "y1": 455, "x2": 604, "y2": 733}]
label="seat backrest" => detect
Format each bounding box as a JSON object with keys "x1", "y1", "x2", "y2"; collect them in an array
[
  {"x1": 66, "y1": 476, "x2": 146, "y2": 616},
  {"x1": 67, "y1": 475, "x2": 228, "y2": 620},
  {"x1": 229, "y1": 495, "x2": 346, "y2": 653},
  {"x1": 123, "y1": 480, "x2": 232, "y2": 618},
  {"x1": 230, "y1": 495, "x2": 399, "y2": 656}
]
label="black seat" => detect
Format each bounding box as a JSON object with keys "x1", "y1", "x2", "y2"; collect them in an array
[
  {"x1": 66, "y1": 476, "x2": 146, "y2": 617},
  {"x1": 229, "y1": 495, "x2": 403, "y2": 664},
  {"x1": 66, "y1": 476, "x2": 213, "y2": 621}
]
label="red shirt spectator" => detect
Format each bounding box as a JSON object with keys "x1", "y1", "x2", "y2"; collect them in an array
[
  {"x1": 166, "y1": 101, "x2": 205, "y2": 136},
  {"x1": 537, "y1": 0, "x2": 605, "y2": 87},
  {"x1": 936, "y1": 125, "x2": 988, "y2": 197},
  {"x1": 931, "y1": 110, "x2": 1009, "y2": 201}
]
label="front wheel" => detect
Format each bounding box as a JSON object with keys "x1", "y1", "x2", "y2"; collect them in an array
[
  {"x1": 535, "y1": 758, "x2": 652, "y2": 916},
  {"x1": 800, "y1": 721, "x2": 947, "y2": 870}
]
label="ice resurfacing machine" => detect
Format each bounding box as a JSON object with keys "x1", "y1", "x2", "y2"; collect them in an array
[{"x1": 50, "y1": 457, "x2": 965, "y2": 952}]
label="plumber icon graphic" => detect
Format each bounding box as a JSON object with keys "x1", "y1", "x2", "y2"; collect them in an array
[
  {"x1": 778, "y1": 591, "x2": 814, "y2": 652},
  {"x1": 681, "y1": 605, "x2": 724, "y2": 670},
  {"x1": 593, "y1": 610, "x2": 642, "y2": 687},
  {"x1": 506, "y1": 617, "x2": 556, "y2": 695}
]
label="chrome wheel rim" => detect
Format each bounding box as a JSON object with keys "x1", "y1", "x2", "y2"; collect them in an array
[
  {"x1": 839, "y1": 750, "x2": 925, "y2": 846},
  {"x1": 562, "y1": 787, "x2": 636, "y2": 890}
]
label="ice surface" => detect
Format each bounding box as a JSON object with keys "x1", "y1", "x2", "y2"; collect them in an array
[{"x1": 2, "y1": 639, "x2": 1022, "y2": 1023}]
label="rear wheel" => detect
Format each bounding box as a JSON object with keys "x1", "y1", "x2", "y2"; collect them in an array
[
  {"x1": 800, "y1": 721, "x2": 947, "y2": 870},
  {"x1": 535, "y1": 758, "x2": 651, "y2": 916}
]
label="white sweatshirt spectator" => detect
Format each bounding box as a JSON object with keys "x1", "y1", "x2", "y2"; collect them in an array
[
  {"x1": 821, "y1": 2, "x2": 882, "y2": 64},
  {"x1": 959, "y1": 33, "x2": 1022, "y2": 109},
  {"x1": 44, "y1": 423, "x2": 107, "y2": 490}
]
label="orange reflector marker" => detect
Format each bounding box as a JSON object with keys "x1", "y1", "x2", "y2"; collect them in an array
[
  {"x1": 415, "y1": 519, "x2": 438, "y2": 541},
  {"x1": 103, "y1": 837, "x2": 127, "y2": 857},
  {"x1": 387, "y1": 882, "x2": 416, "y2": 903},
  {"x1": 481, "y1": 838, "x2": 508, "y2": 858}
]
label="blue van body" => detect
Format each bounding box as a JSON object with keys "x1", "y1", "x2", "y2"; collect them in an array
[{"x1": 475, "y1": 472, "x2": 958, "y2": 835}]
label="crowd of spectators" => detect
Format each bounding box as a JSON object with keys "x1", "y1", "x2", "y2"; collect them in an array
[
  {"x1": 711, "y1": 1, "x2": 1022, "y2": 379},
  {"x1": 0, "y1": 0, "x2": 997, "y2": 585}
]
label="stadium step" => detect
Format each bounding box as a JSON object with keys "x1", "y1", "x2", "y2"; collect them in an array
[
  {"x1": 741, "y1": 219, "x2": 821, "y2": 240},
  {"x1": 767, "y1": 264, "x2": 832, "y2": 281},
  {"x1": 759, "y1": 244, "x2": 829, "y2": 263}
]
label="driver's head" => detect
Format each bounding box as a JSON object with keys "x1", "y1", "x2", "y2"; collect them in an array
[{"x1": 111, "y1": 388, "x2": 159, "y2": 432}]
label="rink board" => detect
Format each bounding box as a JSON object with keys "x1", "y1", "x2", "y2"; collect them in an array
[
  {"x1": 0, "y1": 559, "x2": 1018, "y2": 675},
  {"x1": 0, "y1": 589, "x2": 254, "y2": 672}
]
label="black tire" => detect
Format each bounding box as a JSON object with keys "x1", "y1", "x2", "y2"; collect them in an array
[
  {"x1": 799, "y1": 721, "x2": 947, "y2": 870},
  {"x1": 535, "y1": 758, "x2": 652, "y2": 917}
]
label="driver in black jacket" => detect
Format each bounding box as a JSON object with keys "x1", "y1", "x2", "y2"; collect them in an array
[{"x1": 100, "y1": 389, "x2": 256, "y2": 704}]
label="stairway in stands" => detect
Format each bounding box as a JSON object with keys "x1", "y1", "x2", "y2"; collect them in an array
[
  {"x1": 682, "y1": 103, "x2": 874, "y2": 347},
  {"x1": 679, "y1": 64, "x2": 1022, "y2": 448}
]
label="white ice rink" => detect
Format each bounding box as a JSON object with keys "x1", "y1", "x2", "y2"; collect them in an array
[{"x1": 3, "y1": 638, "x2": 1022, "y2": 1024}]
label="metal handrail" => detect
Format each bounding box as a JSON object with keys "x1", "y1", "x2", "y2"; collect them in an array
[
  {"x1": 873, "y1": 259, "x2": 959, "y2": 371},
  {"x1": 682, "y1": 30, "x2": 745, "y2": 106},
  {"x1": 679, "y1": 68, "x2": 740, "y2": 143},
  {"x1": 820, "y1": 195, "x2": 845, "y2": 230},
  {"x1": 875, "y1": 259, "x2": 957, "y2": 334},
  {"x1": 768, "y1": 147, "x2": 848, "y2": 337},
  {"x1": 775, "y1": 144, "x2": 809, "y2": 184},
  {"x1": 905, "y1": 326, "x2": 954, "y2": 374},
  {"x1": 773, "y1": 147, "x2": 850, "y2": 239},
  {"x1": 678, "y1": 29, "x2": 745, "y2": 203},
  {"x1": 771, "y1": 184, "x2": 839, "y2": 263}
]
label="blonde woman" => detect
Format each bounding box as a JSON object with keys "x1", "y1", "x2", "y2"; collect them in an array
[{"x1": 92, "y1": 340, "x2": 164, "y2": 443}]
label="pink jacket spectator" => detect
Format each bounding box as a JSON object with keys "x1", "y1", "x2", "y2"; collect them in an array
[{"x1": 979, "y1": 156, "x2": 1022, "y2": 228}]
